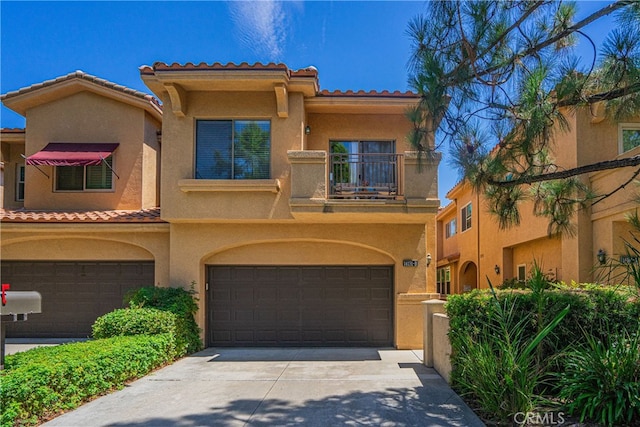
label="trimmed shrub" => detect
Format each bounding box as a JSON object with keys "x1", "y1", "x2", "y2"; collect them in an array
[
  {"x1": 92, "y1": 308, "x2": 176, "y2": 338},
  {"x1": 124, "y1": 286, "x2": 202, "y2": 354},
  {"x1": 0, "y1": 335, "x2": 175, "y2": 427}
]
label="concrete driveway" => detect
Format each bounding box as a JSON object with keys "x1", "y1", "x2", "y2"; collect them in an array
[{"x1": 42, "y1": 347, "x2": 485, "y2": 427}]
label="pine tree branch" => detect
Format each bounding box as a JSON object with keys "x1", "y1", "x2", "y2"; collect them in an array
[
  {"x1": 444, "y1": 0, "x2": 631, "y2": 85},
  {"x1": 488, "y1": 155, "x2": 640, "y2": 186}
]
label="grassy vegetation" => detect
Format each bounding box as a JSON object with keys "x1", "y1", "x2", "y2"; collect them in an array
[{"x1": 446, "y1": 270, "x2": 640, "y2": 426}]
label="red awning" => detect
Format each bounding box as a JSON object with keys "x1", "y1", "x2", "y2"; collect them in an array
[{"x1": 26, "y1": 143, "x2": 119, "y2": 166}]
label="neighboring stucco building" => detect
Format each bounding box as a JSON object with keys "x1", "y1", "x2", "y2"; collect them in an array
[
  {"x1": 436, "y1": 106, "x2": 640, "y2": 294},
  {"x1": 1, "y1": 64, "x2": 441, "y2": 349}
]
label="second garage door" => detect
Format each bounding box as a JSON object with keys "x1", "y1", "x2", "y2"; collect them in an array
[
  {"x1": 208, "y1": 265, "x2": 393, "y2": 347},
  {"x1": 1, "y1": 261, "x2": 154, "y2": 338}
]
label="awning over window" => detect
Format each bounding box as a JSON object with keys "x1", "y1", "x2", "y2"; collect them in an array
[{"x1": 26, "y1": 143, "x2": 119, "y2": 166}]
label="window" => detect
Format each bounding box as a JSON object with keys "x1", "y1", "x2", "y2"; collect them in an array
[
  {"x1": 445, "y1": 218, "x2": 457, "y2": 238},
  {"x1": 16, "y1": 165, "x2": 25, "y2": 201},
  {"x1": 196, "y1": 120, "x2": 270, "y2": 179},
  {"x1": 461, "y1": 203, "x2": 472, "y2": 232},
  {"x1": 517, "y1": 264, "x2": 527, "y2": 282},
  {"x1": 55, "y1": 156, "x2": 113, "y2": 191},
  {"x1": 437, "y1": 267, "x2": 451, "y2": 295},
  {"x1": 620, "y1": 124, "x2": 640, "y2": 153}
]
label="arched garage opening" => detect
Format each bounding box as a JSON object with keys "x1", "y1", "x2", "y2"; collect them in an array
[
  {"x1": 204, "y1": 240, "x2": 395, "y2": 347},
  {"x1": 1, "y1": 239, "x2": 155, "y2": 338}
]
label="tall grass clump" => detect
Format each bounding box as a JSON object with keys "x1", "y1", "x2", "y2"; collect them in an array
[
  {"x1": 450, "y1": 276, "x2": 569, "y2": 424},
  {"x1": 557, "y1": 325, "x2": 640, "y2": 426}
]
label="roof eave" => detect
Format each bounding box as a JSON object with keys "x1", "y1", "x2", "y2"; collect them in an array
[{"x1": 2, "y1": 77, "x2": 162, "y2": 122}]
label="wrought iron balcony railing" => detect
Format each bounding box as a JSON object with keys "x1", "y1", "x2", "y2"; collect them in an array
[{"x1": 328, "y1": 153, "x2": 403, "y2": 199}]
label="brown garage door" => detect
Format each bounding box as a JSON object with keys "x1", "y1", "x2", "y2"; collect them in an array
[
  {"x1": 208, "y1": 266, "x2": 393, "y2": 347},
  {"x1": 1, "y1": 261, "x2": 154, "y2": 338}
]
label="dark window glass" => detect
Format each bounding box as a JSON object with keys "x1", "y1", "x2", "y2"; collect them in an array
[{"x1": 196, "y1": 120, "x2": 270, "y2": 179}]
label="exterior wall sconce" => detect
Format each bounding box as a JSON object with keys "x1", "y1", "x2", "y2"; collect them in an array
[
  {"x1": 494, "y1": 265, "x2": 500, "y2": 275},
  {"x1": 305, "y1": 125, "x2": 311, "y2": 135},
  {"x1": 426, "y1": 253, "x2": 432, "y2": 267},
  {"x1": 597, "y1": 249, "x2": 607, "y2": 265}
]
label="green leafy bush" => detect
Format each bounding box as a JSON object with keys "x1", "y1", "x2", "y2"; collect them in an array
[
  {"x1": 92, "y1": 308, "x2": 181, "y2": 349},
  {"x1": 447, "y1": 283, "x2": 640, "y2": 425},
  {"x1": 447, "y1": 285, "x2": 640, "y2": 369},
  {"x1": 558, "y1": 326, "x2": 640, "y2": 426},
  {"x1": 124, "y1": 286, "x2": 202, "y2": 354},
  {"x1": 0, "y1": 335, "x2": 175, "y2": 427}
]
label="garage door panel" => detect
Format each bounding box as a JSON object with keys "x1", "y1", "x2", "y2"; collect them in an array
[
  {"x1": 255, "y1": 267, "x2": 278, "y2": 281},
  {"x1": 4, "y1": 261, "x2": 154, "y2": 338},
  {"x1": 208, "y1": 265, "x2": 393, "y2": 347}
]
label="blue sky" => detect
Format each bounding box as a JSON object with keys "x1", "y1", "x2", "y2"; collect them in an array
[{"x1": 0, "y1": 1, "x2": 616, "y2": 197}]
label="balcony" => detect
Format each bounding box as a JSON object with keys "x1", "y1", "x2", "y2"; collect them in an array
[
  {"x1": 288, "y1": 150, "x2": 440, "y2": 222},
  {"x1": 329, "y1": 152, "x2": 403, "y2": 200}
]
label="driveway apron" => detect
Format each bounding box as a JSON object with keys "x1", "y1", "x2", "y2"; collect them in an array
[{"x1": 42, "y1": 348, "x2": 485, "y2": 427}]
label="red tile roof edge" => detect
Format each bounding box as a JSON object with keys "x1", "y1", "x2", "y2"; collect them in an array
[
  {"x1": 1, "y1": 71, "x2": 162, "y2": 110},
  {"x1": 0, "y1": 208, "x2": 166, "y2": 224},
  {"x1": 139, "y1": 62, "x2": 319, "y2": 79},
  {"x1": 318, "y1": 89, "x2": 419, "y2": 98},
  {"x1": 1, "y1": 128, "x2": 25, "y2": 133}
]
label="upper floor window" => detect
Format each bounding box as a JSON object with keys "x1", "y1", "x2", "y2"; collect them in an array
[
  {"x1": 196, "y1": 120, "x2": 270, "y2": 179},
  {"x1": 16, "y1": 164, "x2": 25, "y2": 201},
  {"x1": 461, "y1": 203, "x2": 472, "y2": 232},
  {"x1": 55, "y1": 156, "x2": 114, "y2": 191},
  {"x1": 620, "y1": 124, "x2": 640, "y2": 154},
  {"x1": 445, "y1": 218, "x2": 457, "y2": 238}
]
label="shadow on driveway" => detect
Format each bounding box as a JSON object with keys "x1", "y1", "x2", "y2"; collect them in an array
[{"x1": 42, "y1": 348, "x2": 485, "y2": 427}]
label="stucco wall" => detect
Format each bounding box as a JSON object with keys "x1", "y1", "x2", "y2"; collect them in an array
[
  {"x1": 165, "y1": 222, "x2": 431, "y2": 349},
  {"x1": 1, "y1": 142, "x2": 26, "y2": 209},
  {"x1": 23, "y1": 91, "x2": 149, "y2": 210},
  {"x1": 306, "y1": 113, "x2": 414, "y2": 152},
  {"x1": 0, "y1": 225, "x2": 171, "y2": 287},
  {"x1": 159, "y1": 91, "x2": 303, "y2": 221}
]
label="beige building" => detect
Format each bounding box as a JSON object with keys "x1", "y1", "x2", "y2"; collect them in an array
[
  {"x1": 1, "y1": 64, "x2": 441, "y2": 349},
  {"x1": 436, "y1": 107, "x2": 640, "y2": 294}
]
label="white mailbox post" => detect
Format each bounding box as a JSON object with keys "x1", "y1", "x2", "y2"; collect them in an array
[{"x1": 1, "y1": 286, "x2": 42, "y2": 369}]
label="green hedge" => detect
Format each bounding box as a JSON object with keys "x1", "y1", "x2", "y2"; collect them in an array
[
  {"x1": 446, "y1": 285, "x2": 640, "y2": 425},
  {"x1": 0, "y1": 334, "x2": 175, "y2": 427},
  {"x1": 447, "y1": 285, "x2": 640, "y2": 367},
  {"x1": 124, "y1": 286, "x2": 202, "y2": 354},
  {"x1": 92, "y1": 308, "x2": 186, "y2": 355}
]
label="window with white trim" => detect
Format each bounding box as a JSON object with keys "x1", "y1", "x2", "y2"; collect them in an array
[
  {"x1": 55, "y1": 156, "x2": 114, "y2": 191},
  {"x1": 620, "y1": 124, "x2": 640, "y2": 154},
  {"x1": 517, "y1": 264, "x2": 527, "y2": 282},
  {"x1": 196, "y1": 120, "x2": 271, "y2": 179},
  {"x1": 461, "y1": 203, "x2": 472, "y2": 232},
  {"x1": 16, "y1": 164, "x2": 25, "y2": 201},
  {"x1": 445, "y1": 218, "x2": 457, "y2": 238},
  {"x1": 437, "y1": 266, "x2": 451, "y2": 295}
]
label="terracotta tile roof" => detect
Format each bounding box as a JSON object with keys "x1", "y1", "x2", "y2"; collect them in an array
[
  {"x1": 139, "y1": 62, "x2": 318, "y2": 79},
  {"x1": 0, "y1": 208, "x2": 165, "y2": 223},
  {"x1": 1, "y1": 128, "x2": 25, "y2": 134},
  {"x1": 1, "y1": 71, "x2": 162, "y2": 110},
  {"x1": 318, "y1": 89, "x2": 418, "y2": 98}
]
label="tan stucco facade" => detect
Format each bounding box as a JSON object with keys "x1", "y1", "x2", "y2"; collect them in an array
[
  {"x1": 1, "y1": 65, "x2": 442, "y2": 349},
  {"x1": 437, "y1": 108, "x2": 640, "y2": 291}
]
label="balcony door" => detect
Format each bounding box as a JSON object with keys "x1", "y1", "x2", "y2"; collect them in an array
[{"x1": 330, "y1": 140, "x2": 396, "y2": 190}]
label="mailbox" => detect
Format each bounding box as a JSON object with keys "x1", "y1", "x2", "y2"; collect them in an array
[
  {"x1": 0, "y1": 291, "x2": 42, "y2": 320},
  {"x1": 1, "y1": 287, "x2": 43, "y2": 369}
]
